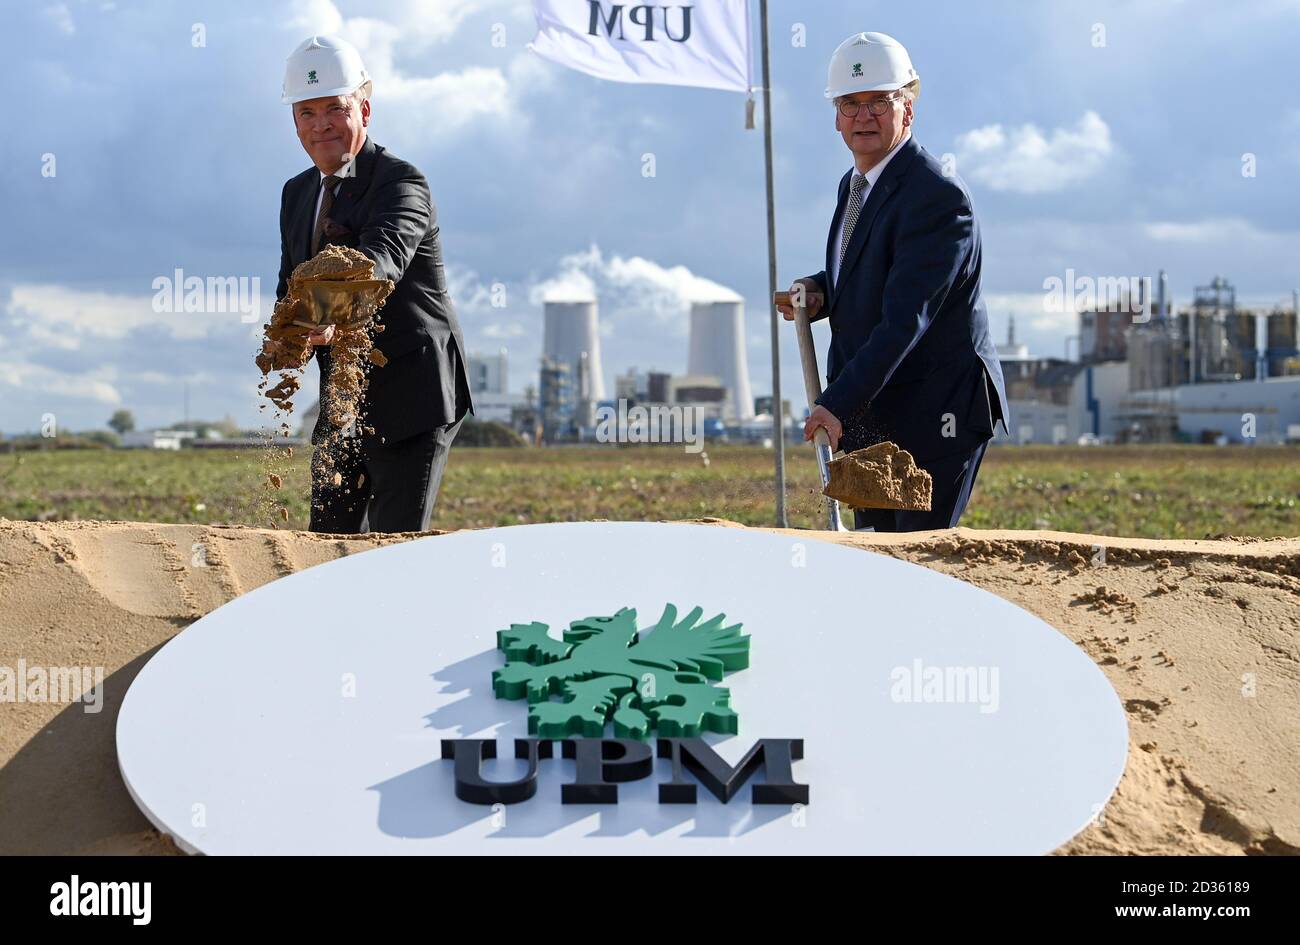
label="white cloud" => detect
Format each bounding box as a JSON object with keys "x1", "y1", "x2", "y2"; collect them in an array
[
  {"x1": 530, "y1": 246, "x2": 599, "y2": 303},
  {"x1": 606, "y1": 255, "x2": 743, "y2": 304},
  {"x1": 533, "y1": 270, "x2": 596, "y2": 304},
  {"x1": 44, "y1": 3, "x2": 74, "y2": 34},
  {"x1": 444, "y1": 263, "x2": 500, "y2": 312},
  {"x1": 0, "y1": 361, "x2": 121, "y2": 405},
  {"x1": 507, "y1": 46, "x2": 558, "y2": 95},
  {"x1": 287, "y1": 0, "x2": 524, "y2": 142},
  {"x1": 289, "y1": 0, "x2": 346, "y2": 33},
  {"x1": 0, "y1": 281, "x2": 269, "y2": 424},
  {"x1": 1143, "y1": 218, "x2": 1267, "y2": 243},
  {"x1": 291, "y1": 0, "x2": 506, "y2": 46},
  {"x1": 482, "y1": 321, "x2": 526, "y2": 338},
  {"x1": 5, "y1": 284, "x2": 267, "y2": 345},
  {"x1": 384, "y1": 65, "x2": 512, "y2": 132},
  {"x1": 954, "y1": 111, "x2": 1114, "y2": 194},
  {"x1": 529, "y1": 245, "x2": 742, "y2": 313},
  {"x1": 984, "y1": 290, "x2": 1075, "y2": 334}
]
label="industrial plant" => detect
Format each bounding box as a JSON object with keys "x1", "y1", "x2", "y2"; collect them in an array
[
  {"x1": 466, "y1": 290, "x2": 785, "y2": 447},
  {"x1": 454, "y1": 270, "x2": 1300, "y2": 450},
  {"x1": 998, "y1": 273, "x2": 1300, "y2": 446}
]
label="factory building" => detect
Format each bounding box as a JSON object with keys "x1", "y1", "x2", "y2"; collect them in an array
[
  {"x1": 1122, "y1": 376, "x2": 1300, "y2": 444},
  {"x1": 466, "y1": 348, "x2": 525, "y2": 424},
  {"x1": 466, "y1": 349, "x2": 509, "y2": 395},
  {"x1": 993, "y1": 273, "x2": 1300, "y2": 445},
  {"x1": 995, "y1": 361, "x2": 1129, "y2": 445}
]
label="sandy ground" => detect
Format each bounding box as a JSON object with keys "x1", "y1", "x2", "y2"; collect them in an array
[{"x1": 1, "y1": 518, "x2": 1297, "y2": 856}]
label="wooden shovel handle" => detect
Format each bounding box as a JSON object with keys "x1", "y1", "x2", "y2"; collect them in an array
[{"x1": 774, "y1": 291, "x2": 827, "y2": 411}]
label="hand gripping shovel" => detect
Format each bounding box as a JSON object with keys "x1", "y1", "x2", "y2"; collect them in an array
[{"x1": 774, "y1": 290, "x2": 848, "y2": 532}]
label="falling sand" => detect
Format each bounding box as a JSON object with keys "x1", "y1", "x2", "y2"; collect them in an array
[
  {"x1": 255, "y1": 245, "x2": 393, "y2": 421},
  {"x1": 254, "y1": 245, "x2": 394, "y2": 520}
]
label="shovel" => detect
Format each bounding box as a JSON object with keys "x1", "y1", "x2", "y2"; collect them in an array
[
  {"x1": 774, "y1": 290, "x2": 848, "y2": 532},
  {"x1": 290, "y1": 278, "x2": 394, "y2": 331}
]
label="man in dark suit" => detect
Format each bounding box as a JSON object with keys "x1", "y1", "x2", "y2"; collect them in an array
[
  {"x1": 277, "y1": 35, "x2": 473, "y2": 534},
  {"x1": 779, "y1": 32, "x2": 1008, "y2": 532}
]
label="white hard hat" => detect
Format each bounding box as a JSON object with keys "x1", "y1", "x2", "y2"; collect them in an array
[
  {"x1": 825, "y1": 32, "x2": 918, "y2": 100},
  {"x1": 282, "y1": 35, "x2": 371, "y2": 105}
]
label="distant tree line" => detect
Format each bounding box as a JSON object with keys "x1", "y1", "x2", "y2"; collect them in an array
[{"x1": 1, "y1": 412, "x2": 524, "y2": 451}]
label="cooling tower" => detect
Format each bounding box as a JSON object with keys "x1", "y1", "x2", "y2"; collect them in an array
[
  {"x1": 687, "y1": 300, "x2": 754, "y2": 422},
  {"x1": 542, "y1": 299, "x2": 606, "y2": 413}
]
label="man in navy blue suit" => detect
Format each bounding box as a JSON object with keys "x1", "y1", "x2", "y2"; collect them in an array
[{"x1": 779, "y1": 32, "x2": 1009, "y2": 532}]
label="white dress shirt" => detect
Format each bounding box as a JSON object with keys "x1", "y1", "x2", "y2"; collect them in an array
[{"x1": 831, "y1": 129, "x2": 911, "y2": 289}]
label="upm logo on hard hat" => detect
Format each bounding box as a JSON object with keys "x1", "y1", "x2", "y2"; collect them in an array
[
  {"x1": 307, "y1": 69, "x2": 318, "y2": 85},
  {"x1": 852, "y1": 62, "x2": 863, "y2": 77}
]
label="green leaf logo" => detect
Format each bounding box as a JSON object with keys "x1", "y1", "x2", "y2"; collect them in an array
[{"x1": 493, "y1": 604, "x2": 750, "y2": 739}]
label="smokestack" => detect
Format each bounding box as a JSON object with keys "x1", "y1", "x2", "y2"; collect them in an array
[
  {"x1": 542, "y1": 299, "x2": 606, "y2": 421},
  {"x1": 687, "y1": 300, "x2": 755, "y2": 422},
  {"x1": 1158, "y1": 270, "x2": 1168, "y2": 321}
]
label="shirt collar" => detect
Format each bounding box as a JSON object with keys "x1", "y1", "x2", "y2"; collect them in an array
[
  {"x1": 853, "y1": 129, "x2": 911, "y2": 189},
  {"x1": 318, "y1": 156, "x2": 356, "y2": 186}
]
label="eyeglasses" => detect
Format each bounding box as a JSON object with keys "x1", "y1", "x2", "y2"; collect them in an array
[{"x1": 837, "y1": 95, "x2": 901, "y2": 119}]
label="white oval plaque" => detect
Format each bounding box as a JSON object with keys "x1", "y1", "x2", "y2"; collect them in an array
[{"x1": 117, "y1": 522, "x2": 1127, "y2": 854}]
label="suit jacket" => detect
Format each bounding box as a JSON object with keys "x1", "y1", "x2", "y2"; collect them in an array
[
  {"x1": 277, "y1": 137, "x2": 473, "y2": 447},
  {"x1": 808, "y1": 136, "x2": 1009, "y2": 463}
]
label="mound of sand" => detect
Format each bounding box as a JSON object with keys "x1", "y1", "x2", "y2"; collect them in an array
[
  {"x1": 1, "y1": 518, "x2": 1297, "y2": 855},
  {"x1": 825, "y1": 442, "x2": 932, "y2": 511},
  {"x1": 291, "y1": 244, "x2": 376, "y2": 283}
]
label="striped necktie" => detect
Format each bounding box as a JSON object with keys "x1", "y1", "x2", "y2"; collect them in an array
[
  {"x1": 837, "y1": 172, "x2": 868, "y2": 276},
  {"x1": 311, "y1": 175, "x2": 342, "y2": 256}
]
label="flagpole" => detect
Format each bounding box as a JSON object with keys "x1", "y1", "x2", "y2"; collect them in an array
[{"x1": 758, "y1": 0, "x2": 786, "y2": 527}]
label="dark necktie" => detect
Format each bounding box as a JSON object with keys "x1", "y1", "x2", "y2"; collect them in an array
[
  {"x1": 311, "y1": 175, "x2": 342, "y2": 256},
  {"x1": 837, "y1": 172, "x2": 868, "y2": 280}
]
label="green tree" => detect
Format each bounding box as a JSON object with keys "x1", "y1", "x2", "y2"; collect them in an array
[
  {"x1": 108, "y1": 409, "x2": 135, "y2": 435},
  {"x1": 215, "y1": 414, "x2": 242, "y2": 438},
  {"x1": 456, "y1": 418, "x2": 525, "y2": 447}
]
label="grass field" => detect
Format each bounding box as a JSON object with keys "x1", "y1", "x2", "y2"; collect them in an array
[{"x1": 0, "y1": 444, "x2": 1296, "y2": 538}]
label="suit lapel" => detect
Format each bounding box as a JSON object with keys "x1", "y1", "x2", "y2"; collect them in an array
[
  {"x1": 825, "y1": 171, "x2": 851, "y2": 309},
  {"x1": 829, "y1": 136, "x2": 923, "y2": 311},
  {"x1": 834, "y1": 174, "x2": 896, "y2": 292},
  {"x1": 295, "y1": 173, "x2": 317, "y2": 267}
]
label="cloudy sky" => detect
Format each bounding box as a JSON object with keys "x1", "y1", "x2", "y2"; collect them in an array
[{"x1": 3, "y1": 0, "x2": 1299, "y2": 433}]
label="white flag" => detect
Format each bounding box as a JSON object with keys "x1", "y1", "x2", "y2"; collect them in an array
[{"x1": 529, "y1": 0, "x2": 752, "y2": 93}]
